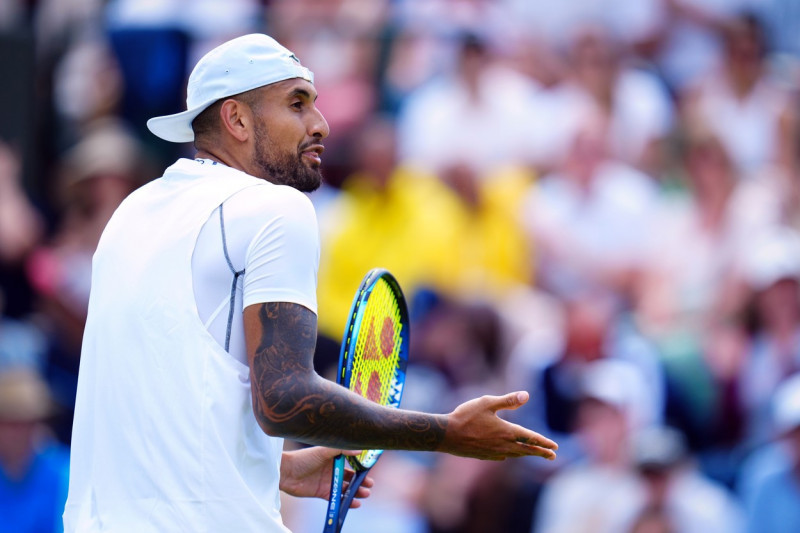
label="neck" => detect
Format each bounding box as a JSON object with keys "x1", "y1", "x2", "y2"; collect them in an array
[
  {"x1": 194, "y1": 149, "x2": 262, "y2": 180},
  {"x1": 194, "y1": 150, "x2": 230, "y2": 166}
]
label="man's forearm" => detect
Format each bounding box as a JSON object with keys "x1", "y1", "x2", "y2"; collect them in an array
[
  {"x1": 256, "y1": 370, "x2": 447, "y2": 450},
  {"x1": 247, "y1": 302, "x2": 447, "y2": 451}
]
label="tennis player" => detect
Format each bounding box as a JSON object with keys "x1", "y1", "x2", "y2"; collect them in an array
[{"x1": 62, "y1": 34, "x2": 557, "y2": 532}]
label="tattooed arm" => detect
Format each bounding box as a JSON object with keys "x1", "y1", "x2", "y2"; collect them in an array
[
  {"x1": 244, "y1": 302, "x2": 445, "y2": 451},
  {"x1": 243, "y1": 302, "x2": 558, "y2": 461}
]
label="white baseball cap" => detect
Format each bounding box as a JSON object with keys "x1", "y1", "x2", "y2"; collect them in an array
[
  {"x1": 147, "y1": 33, "x2": 314, "y2": 143},
  {"x1": 581, "y1": 359, "x2": 652, "y2": 429}
]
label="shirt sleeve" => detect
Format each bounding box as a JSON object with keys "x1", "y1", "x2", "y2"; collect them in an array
[{"x1": 242, "y1": 186, "x2": 320, "y2": 314}]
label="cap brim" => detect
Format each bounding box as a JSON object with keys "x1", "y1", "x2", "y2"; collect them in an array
[{"x1": 146, "y1": 102, "x2": 214, "y2": 143}]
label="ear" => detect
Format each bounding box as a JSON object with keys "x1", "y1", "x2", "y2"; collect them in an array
[{"x1": 219, "y1": 99, "x2": 251, "y2": 142}]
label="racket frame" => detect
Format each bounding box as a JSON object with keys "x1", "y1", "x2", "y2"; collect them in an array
[{"x1": 322, "y1": 268, "x2": 409, "y2": 533}]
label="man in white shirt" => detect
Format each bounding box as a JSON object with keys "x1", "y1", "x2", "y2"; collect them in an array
[{"x1": 63, "y1": 33, "x2": 557, "y2": 532}]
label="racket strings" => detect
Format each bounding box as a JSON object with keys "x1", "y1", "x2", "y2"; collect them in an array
[
  {"x1": 349, "y1": 277, "x2": 405, "y2": 467},
  {"x1": 351, "y1": 278, "x2": 403, "y2": 406}
]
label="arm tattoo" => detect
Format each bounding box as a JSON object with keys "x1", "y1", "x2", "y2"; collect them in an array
[{"x1": 249, "y1": 302, "x2": 447, "y2": 451}]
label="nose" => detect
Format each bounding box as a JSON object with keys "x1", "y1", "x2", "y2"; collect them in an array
[{"x1": 309, "y1": 106, "x2": 330, "y2": 139}]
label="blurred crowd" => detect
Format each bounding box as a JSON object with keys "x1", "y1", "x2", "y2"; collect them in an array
[{"x1": 2, "y1": 0, "x2": 800, "y2": 532}]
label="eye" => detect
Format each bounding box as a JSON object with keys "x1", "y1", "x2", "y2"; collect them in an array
[{"x1": 291, "y1": 101, "x2": 304, "y2": 110}]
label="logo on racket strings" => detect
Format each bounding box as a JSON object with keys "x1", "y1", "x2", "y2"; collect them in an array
[{"x1": 352, "y1": 315, "x2": 399, "y2": 403}]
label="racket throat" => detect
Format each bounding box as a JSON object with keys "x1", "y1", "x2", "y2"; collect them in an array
[{"x1": 337, "y1": 468, "x2": 371, "y2": 530}]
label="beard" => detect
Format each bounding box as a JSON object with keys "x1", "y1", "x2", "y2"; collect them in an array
[{"x1": 253, "y1": 123, "x2": 323, "y2": 192}]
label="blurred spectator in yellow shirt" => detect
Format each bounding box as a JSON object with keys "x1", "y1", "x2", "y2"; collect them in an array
[{"x1": 316, "y1": 115, "x2": 534, "y2": 342}]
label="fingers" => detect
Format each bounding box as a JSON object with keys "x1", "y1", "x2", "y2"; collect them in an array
[
  {"x1": 354, "y1": 480, "x2": 373, "y2": 497},
  {"x1": 486, "y1": 391, "x2": 530, "y2": 413},
  {"x1": 483, "y1": 392, "x2": 559, "y2": 453},
  {"x1": 313, "y1": 448, "x2": 361, "y2": 462},
  {"x1": 515, "y1": 441, "x2": 558, "y2": 461},
  {"x1": 343, "y1": 470, "x2": 374, "y2": 488},
  {"x1": 341, "y1": 474, "x2": 374, "y2": 508},
  {"x1": 346, "y1": 484, "x2": 372, "y2": 508},
  {"x1": 514, "y1": 426, "x2": 558, "y2": 451},
  {"x1": 348, "y1": 487, "x2": 373, "y2": 508},
  {"x1": 302, "y1": 447, "x2": 348, "y2": 461},
  {"x1": 476, "y1": 433, "x2": 558, "y2": 461},
  {"x1": 476, "y1": 441, "x2": 558, "y2": 462}
]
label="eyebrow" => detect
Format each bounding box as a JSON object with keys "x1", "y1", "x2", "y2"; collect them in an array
[{"x1": 288, "y1": 87, "x2": 318, "y2": 102}]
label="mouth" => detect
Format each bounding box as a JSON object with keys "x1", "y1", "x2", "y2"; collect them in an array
[{"x1": 300, "y1": 144, "x2": 324, "y2": 166}]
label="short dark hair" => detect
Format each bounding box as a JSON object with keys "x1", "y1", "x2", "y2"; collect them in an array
[
  {"x1": 192, "y1": 99, "x2": 224, "y2": 144},
  {"x1": 191, "y1": 88, "x2": 265, "y2": 149}
]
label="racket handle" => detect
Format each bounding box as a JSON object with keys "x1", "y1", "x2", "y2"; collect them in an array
[
  {"x1": 336, "y1": 468, "x2": 370, "y2": 530},
  {"x1": 322, "y1": 454, "x2": 346, "y2": 533}
]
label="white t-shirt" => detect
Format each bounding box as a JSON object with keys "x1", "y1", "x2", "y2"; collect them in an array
[
  {"x1": 191, "y1": 159, "x2": 319, "y2": 363},
  {"x1": 64, "y1": 158, "x2": 318, "y2": 532}
]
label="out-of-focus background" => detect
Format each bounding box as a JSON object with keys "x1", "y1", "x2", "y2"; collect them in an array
[{"x1": 2, "y1": 0, "x2": 800, "y2": 532}]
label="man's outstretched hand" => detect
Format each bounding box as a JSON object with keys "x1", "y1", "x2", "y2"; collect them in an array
[
  {"x1": 280, "y1": 447, "x2": 374, "y2": 507},
  {"x1": 438, "y1": 391, "x2": 558, "y2": 461}
]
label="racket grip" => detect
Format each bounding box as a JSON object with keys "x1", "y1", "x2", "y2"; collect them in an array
[
  {"x1": 336, "y1": 468, "x2": 370, "y2": 530},
  {"x1": 322, "y1": 454, "x2": 346, "y2": 533}
]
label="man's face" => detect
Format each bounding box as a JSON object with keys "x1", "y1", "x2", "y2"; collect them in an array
[{"x1": 248, "y1": 79, "x2": 329, "y2": 192}]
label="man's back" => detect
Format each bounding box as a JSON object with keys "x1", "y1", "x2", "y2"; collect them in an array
[{"x1": 64, "y1": 159, "x2": 289, "y2": 532}]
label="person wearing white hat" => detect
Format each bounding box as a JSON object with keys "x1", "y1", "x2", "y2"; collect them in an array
[
  {"x1": 737, "y1": 226, "x2": 800, "y2": 447},
  {"x1": 534, "y1": 359, "x2": 647, "y2": 533},
  {"x1": 739, "y1": 372, "x2": 800, "y2": 533},
  {"x1": 0, "y1": 368, "x2": 70, "y2": 533},
  {"x1": 63, "y1": 33, "x2": 557, "y2": 533}
]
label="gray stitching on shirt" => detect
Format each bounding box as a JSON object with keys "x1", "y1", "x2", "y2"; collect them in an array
[{"x1": 219, "y1": 203, "x2": 244, "y2": 353}]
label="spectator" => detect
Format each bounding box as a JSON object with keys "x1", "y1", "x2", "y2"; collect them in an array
[
  {"x1": 534, "y1": 363, "x2": 740, "y2": 533},
  {"x1": 636, "y1": 124, "x2": 779, "y2": 346},
  {"x1": 0, "y1": 368, "x2": 69, "y2": 533},
  {"x1": 315, "y1": 116, "x2": 463, "y2": 341},
  {"x1": 397, "y1": 31, "x2": 541, "y2": 178},
  {"x1": 739, "y1": 372, "x2": 800, "y2": 533},
  {"x1": 316, "y1": 116, "x2": 533, "y2": 342},
  {"x1": 695, "y1": 320, "x2": 751, "y2": 486},
  {"x1": 540, "y1": 24, "x2": 674, "y2": 176},
  {"x1": 521, "y1": 110, "x2": 661, "y2": 302},
  {"x1": 681, "y1": 11, "x2": 799, "y2": 180},
  {"x1": 736, "y1": 227, "x2": 800, "y2": 447},
  {"x1": 509, "y1": 293, "x2": 664, "y2": 468},
  {"x1": 533, "y1": 359, "x2": 652, "y2": 533},
  {"x1": 633, "y1": 126, "x2": 780, "y2": 457},
  {"x1": 653, "y1": 0, "x2": 748, "y2": 91},
  {"x1": 51, "y1": 36, "x2": 123, "y2": 147},
  {"x1": 629, "y1": 425, "x2": 744, "y2": 533}
]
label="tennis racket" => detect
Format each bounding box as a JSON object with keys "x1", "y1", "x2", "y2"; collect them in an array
[{"x1": 322, "y1": 268, "x2": 410, "y2": 533}]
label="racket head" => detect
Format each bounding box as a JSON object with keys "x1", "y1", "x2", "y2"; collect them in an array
[{"x1": 337, "y1": 268, "x2": 410, "y2": 469}]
